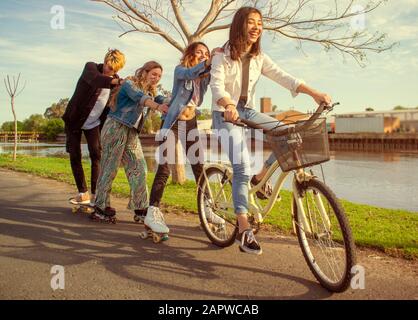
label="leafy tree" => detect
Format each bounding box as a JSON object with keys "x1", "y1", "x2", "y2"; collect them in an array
[
  {"x1": 197, "y1": 108, "x2": 212, "y2": 120},
  {"x1": 1, "y1": 121, "x2": 24, "y2": 132},
  {"x1": 41, "y1": 118, "x2": 65, "y2": 140},
  {"x1": 393, "y1": 105, "x2": 406, "y2": 110},
  {"x1": 365, "y1": 107, "x2": 374, "y2": 111},
  {"x1": 44, "y1": 98, "x2": 69, "y2": 119},
  {"x1": 142, "y1": 111, "x2": 162, "y2": 134},
  {"x1": 22, "y1": 114, "x2": 46, "y2": 132}
]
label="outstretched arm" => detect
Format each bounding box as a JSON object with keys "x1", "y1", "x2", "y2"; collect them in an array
[{"x1": 296, "y1": 83, "x2": 332, "y2": 105}]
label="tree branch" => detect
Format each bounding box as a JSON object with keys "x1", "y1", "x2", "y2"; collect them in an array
[
  {"x1": 195, "y1": 0, "x2": 236, "y2": 37},
  {"x1": 93, "y1": 0, "x2": 395, "y2": 64},
  {"x1": 92, "y1": 0, "x2": 185, "y2": 52},
  {"x1": 170, "y1": 0, "x2": 191, "y2": 40}
]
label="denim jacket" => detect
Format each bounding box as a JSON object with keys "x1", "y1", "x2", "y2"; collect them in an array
[
  {"x1": 161, "y1": 61, "x2": 211, "y2": 131},
  {"x1": 108, "y1": 80, "x2": 165, "y2": 128}
]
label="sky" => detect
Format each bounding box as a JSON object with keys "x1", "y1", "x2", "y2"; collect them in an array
[{"x1": 0, "y1": 0, "x2": 418, "y2": 122}]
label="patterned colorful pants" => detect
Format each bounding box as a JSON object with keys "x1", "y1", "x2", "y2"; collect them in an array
[{"x1": 95, "y1": 118, "x2": 148, "y2": 211}]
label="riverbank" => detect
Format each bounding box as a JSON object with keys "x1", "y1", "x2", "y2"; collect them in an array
[{"x1": 0, "y1": 154, "x2": 417, "y2": 260}]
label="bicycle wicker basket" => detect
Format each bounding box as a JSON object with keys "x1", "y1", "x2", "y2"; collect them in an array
[{"x1": 267, "y1": 117, "x2": 330, "y2": 172}]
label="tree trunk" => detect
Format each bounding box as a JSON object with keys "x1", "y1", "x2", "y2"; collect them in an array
[
  {"x1": 11, "y1": 96, "x2": 17, "y2": 161},
  {"x1": 169, "y1": 140, "x2": 186, "y2": 184}
]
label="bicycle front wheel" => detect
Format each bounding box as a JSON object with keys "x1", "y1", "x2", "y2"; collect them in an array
[
  {"x1": 293, "y1": 178, "x2": 356, "y2": 292},
  {"x1": 197, "y1": 167, "x2": 238, "y2": 247}
]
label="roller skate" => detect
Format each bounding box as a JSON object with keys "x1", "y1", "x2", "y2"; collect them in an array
[
  {"x1": 90, "y1": 206, "x2": 117, "y2": 224},
  {"x1": 204, "y1": 202, "x2": 226, "y2": 235},
  {"x1": 139, "y1": 206, "x2": 169, "y2": 243},
  {"x1": 204, "y1": 202, "x2": 225, "y2": 225},
  {"x1": 133, "y1": 208, "x2": 147, "y2": 224},
  {"x1": 69, "y1": 192, "x2": 94, "y2": 214}
]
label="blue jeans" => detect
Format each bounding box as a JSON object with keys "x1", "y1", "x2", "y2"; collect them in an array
[{"x1": 212, "y1": 105, "x2": 284, "y2": 214}]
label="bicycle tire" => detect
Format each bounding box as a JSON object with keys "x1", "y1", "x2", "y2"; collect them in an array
[
  {"x1": 293, "y1": 178, "x2": 356, "y2": 292},
  {"x1": 197, "y1": 166, "x2": 238, "y2": 247}
]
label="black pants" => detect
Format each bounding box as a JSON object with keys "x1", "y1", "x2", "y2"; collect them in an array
[
  {"x1": 149, "y1": 117, "x2": 203, "y2": 207},
  {"x1": 66, "y1": 126, "x2": 101, "y2": 194}
]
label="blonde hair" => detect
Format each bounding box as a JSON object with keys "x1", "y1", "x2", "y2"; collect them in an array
[
  {"x1": 104, "y1": 48, "x2": 126, "y2": 72},
  {"x1": 109, "y1": 61, "x2": 162, "y2": 110}
]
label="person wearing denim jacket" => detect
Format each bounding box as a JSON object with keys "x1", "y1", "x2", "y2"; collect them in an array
[
  {"x1": 92, "y1": 61, "x2": 168, "y2": 223},
  {"x1": 210, "y1": 7, "x2": 333, "y2": 255},
  {"x1": 145, "y1": 42, "x2": 226, "y2": 229},
  {"x1": 108, "y1": 80, "x2": 165, "y2": 128},
  {"x1": 159, "y1": 59, "x2": 210, "y2": 133}
]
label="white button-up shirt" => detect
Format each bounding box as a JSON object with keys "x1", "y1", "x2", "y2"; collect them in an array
[{"x1": 210, "y1": 46, "x2": 305, "y2": 112}]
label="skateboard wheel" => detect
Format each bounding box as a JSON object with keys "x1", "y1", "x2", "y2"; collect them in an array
[
  {"x1": 139, "y1": 231, "x2": 148, "y2": 239},
  {"x1": 72, "y1": 207, "x2": 77, "y2": 213}
]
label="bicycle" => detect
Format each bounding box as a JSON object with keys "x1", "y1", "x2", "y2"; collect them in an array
[{"x1": 196, "y1": 102, "x2": 356, "y2": 292}]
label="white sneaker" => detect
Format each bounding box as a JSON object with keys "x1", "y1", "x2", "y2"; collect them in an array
[
  {"x1": 205, "y1": 203, "x2": 225, "y2": 225},
  {"x1": 144, "y1": 206, "x2": 169, "y2": 234},
  {"x1": 69, "y1": 191, "x2": 90, "y2": 205}
]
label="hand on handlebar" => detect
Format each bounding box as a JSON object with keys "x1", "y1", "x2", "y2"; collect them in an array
[{"x1": 313, "y1": 92, "x2": 332, "y2": 107}]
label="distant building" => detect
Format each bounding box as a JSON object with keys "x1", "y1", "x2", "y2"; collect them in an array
[
  {"x1": 260, "y1": 97, "x2": 308, "y2": 124},
  {"x1": 260, "y1": 97, "x2": 272, "y2": 113},
  {"x1": 334, "y1": 110, "x2": 418, "y2": 133}
]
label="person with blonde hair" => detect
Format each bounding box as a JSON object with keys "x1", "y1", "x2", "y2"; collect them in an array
[
  {"x1": 63, "y1": 49, "x2": 126, "y2": 206},
  {"x1": 91, "y1": 61, "x2": 169, "y2": 225}
]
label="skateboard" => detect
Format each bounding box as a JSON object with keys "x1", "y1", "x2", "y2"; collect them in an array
[{"x1": 70, "y1": 201, "x2": 95, "y2": 214}]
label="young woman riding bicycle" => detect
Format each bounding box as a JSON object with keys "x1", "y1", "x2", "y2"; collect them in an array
[{"x1": 210, "y1": 6, "x2": 332, "y2": 255}]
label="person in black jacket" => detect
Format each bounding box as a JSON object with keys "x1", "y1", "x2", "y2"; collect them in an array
[{"x1": 62, "y1": 49, "x2": 126, "y2": 205}]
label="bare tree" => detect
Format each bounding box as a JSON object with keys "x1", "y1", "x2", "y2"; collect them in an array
[
  {"x1": 92, "y1": 0, "x2": 395, "y2": 66},
  {"x1": 4, "y1": 74, "x2": 26, "y2": 161},
  {"x1": 92, "y1": 0, "x2": 394, "y2": 182}
]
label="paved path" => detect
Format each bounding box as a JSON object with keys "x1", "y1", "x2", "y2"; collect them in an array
[{"x1": 0, "y1": 169, "x2": 416, "y2": 299}]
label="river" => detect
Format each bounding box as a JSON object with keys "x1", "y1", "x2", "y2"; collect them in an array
[{"x1": 1, "y1": 142, "x2": 417, "y2": 212}]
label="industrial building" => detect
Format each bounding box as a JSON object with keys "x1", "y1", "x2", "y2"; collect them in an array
[{"x1": 334, "y1": 110, "x2": 418, "y2": 133}]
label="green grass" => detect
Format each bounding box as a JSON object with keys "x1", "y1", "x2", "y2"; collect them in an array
[{"x1": 1, "y1": 154, "x2": 417, "y2": 259}]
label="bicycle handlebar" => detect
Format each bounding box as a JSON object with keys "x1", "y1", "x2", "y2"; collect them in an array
[{"x1": 221, "y1": 102, "x2": 339, "y2": 137}]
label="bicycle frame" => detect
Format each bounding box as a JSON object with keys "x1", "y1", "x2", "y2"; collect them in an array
[
  {"x1": 200, "y1": 141, "x2": 333, "y2": 242},
  {"x1": 201, "y1": 158, "x2": 331, "y2": 235}
]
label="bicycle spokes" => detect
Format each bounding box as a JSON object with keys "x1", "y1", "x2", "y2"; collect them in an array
[
  {"x1": 293, "y1": 179, "x2": 355, "y2": 291},
  {"x1": 198, "y1": 167, "x2": 238, "y2": 246}
]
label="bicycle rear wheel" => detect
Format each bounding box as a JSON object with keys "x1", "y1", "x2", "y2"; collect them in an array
[
  {"x1": 197, "y1": 167, "x2": 238, "y2": 247},
  {"x1": 293, "y1": 178, "x2": 356, "y2": 292}
]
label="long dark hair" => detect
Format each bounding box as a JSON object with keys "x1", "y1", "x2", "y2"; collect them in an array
[{"x1": 228, "y1": 7, "x2": 262, "y2": 61}]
